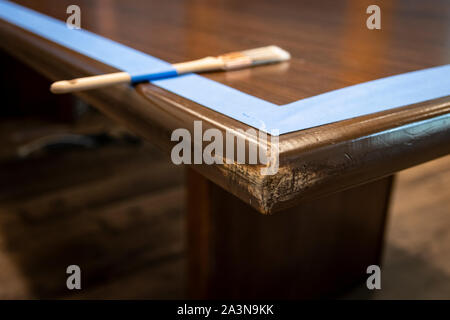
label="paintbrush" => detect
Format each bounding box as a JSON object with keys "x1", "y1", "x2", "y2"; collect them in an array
[{"x1": 50, "y1": 45, "x2": 290, "y2": 94}]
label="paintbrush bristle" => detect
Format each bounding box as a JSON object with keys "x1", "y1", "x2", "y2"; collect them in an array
[
  {"x1": 217, "y1": 45, "x2": 291, "y2": 70},
  {"x1": 241, "y1": 45, "x2": 291, "y2": 65}
]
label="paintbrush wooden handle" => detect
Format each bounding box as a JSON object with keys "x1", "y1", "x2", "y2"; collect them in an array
[
  {"x1": 173, "y1": 57, "x2": 224, "y2": 74},
  {"x1": 50, "y1": 46, "x2": 290, "y2": 94},
  {"x1": 50, "y1": 72, "x2": 131, "y2": 94}
]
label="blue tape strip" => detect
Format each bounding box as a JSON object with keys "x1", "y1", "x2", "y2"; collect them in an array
[
  {"x1": 0, "y1": 0, "x2": 174, "y2": 78},
  {"x1": 264, "y1": 64, "x2": 450, "y2": 133},
  {"x1": 1, "y1": 0, "x2": 449, "y2": 134}
]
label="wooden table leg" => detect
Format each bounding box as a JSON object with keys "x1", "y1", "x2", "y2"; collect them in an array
[{"x1": 186, "y1": 168, "x2": 393, "y2": 299}]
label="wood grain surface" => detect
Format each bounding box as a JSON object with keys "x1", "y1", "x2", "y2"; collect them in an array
[
  {"x1": 1, "y1": 0, "x2": 449, "y2": 213},
  {"x1": 9, "y1": 0, "x2": 450, "y2": 104}
]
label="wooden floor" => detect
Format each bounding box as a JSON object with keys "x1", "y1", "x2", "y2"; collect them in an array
[
  {"x1": 0, "y1": 114, "x2": 449, "y2": 299},
  {"x1": 344, "y1": 155, "x2": 450, "y2": 299}
]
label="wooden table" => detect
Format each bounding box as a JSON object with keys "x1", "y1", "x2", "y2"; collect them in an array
[{"x1": 1, "y1": 0, "x2": 449, "y2": 298}]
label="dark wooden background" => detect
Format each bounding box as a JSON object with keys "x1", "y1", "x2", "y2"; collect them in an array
[{"x1": 0, "y1": 106, "x2": 449, "y2": 299}]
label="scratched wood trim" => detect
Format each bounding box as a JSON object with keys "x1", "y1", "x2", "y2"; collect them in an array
[{"x1": 1, "y1": 19, "x2": 449, "y2": 213}]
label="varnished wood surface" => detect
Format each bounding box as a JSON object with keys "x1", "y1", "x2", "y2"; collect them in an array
[
  {"x1": 1, "y1": 0, "x2": 449, "y2": 213},
  {"x1": 9, "y1": 0, "x2": 450, "y2": 104}
]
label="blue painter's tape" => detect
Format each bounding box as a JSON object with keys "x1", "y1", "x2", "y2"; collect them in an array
[
  {"x1": 152, "y1": 74, "x2": 277, "y2": 129},
  {"x1": 0, "y1": 0, "x2": 449, "y2": 135},
  {"x1": 263, "y1": 65, "x2": 450, "y2": 133},
  {"x1": 0, "y1": 0, "x2": 174, "y2": 78}
]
